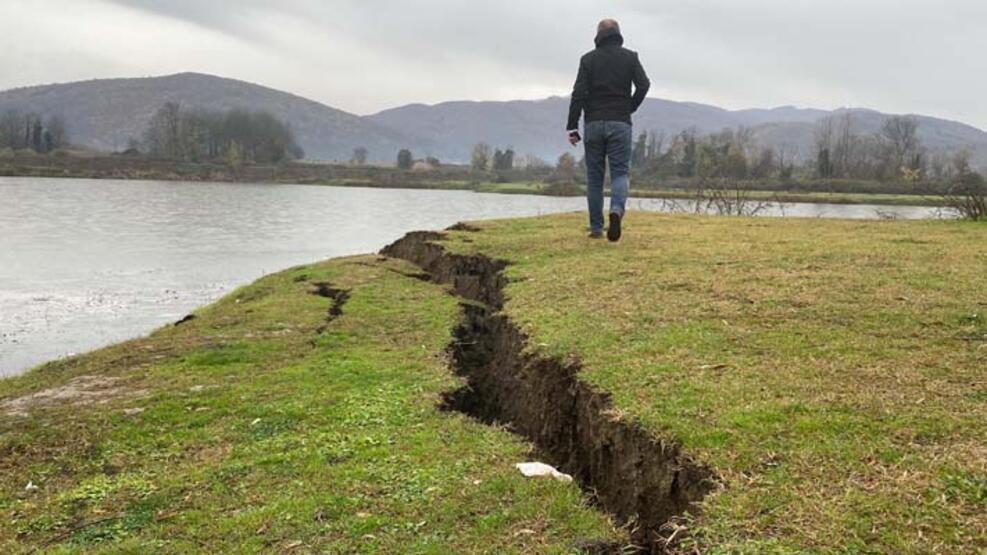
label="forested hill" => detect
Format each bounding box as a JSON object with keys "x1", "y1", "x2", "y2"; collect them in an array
[
  {"x1": 0, "y1": 73, "x2": 418, "y2": 162},
  {"x1": 369, "y1": 97, "x2": 987, "y2": 169},
  {"x1": 2, "y1": 72, "x2": 986, "y2": 169}
]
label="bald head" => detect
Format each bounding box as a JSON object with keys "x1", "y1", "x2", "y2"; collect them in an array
[{"x1": 597, "y1": 19, "x2": 620, "y2": 34}]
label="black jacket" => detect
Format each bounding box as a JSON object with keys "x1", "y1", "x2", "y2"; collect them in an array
[{"x1": 566, "y1": 28, "x2": 650, "y2": 131}]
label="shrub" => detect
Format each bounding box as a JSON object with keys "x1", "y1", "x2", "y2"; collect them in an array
[{"x1": 944, "y1": 172, "x2": 987, "y2": 220}]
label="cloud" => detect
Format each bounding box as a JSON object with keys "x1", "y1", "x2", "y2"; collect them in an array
[{"x1": 1, "y1": 0, "x2": 985, "y2": 129}]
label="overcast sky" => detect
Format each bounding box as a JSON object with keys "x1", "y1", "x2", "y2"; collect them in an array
[{"x1": 2, "y1": 0, "x2": 985, "y2": 128}]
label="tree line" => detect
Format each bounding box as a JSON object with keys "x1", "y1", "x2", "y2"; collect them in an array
[
  {"x1": 0, "y1": 111, "x2": 68, "y2": 153},
  {"x1": 627, "y1": 114, "x2": 981, "y2": 185},
  {"x1": 142, "y1": 102, "x2": 303, "y2": 164}
]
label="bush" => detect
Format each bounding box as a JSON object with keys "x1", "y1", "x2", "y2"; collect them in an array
[{"x1": 945, "y1": 172, "x2": 987, "y2": 220}]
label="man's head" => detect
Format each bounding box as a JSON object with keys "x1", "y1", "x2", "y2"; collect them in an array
[
  {"x1": 594, "y1": 18, "x2": 623, "y2": 47},
  {"x1": 597, "y1": 19, "x2": 620, "y2": 35}
]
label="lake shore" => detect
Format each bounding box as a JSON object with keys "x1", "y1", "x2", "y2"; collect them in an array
[
  {"x1": 1, "y1": 153, "x2": 949, "y2": 207},
  {"x1": 2, "y1": 213, "x2": 983, "y2": 552}
]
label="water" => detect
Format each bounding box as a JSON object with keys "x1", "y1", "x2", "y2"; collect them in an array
[{"x1": 0, "y1": 177, "x2": 942, "y2": 376}]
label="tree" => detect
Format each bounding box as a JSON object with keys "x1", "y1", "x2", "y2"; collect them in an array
[
  {"x1": 30, "y1": 117, "x2": 44, "y2": 152},
  {"x1": 676, "y1": 130, "x2": 698, "y2": 178},
  {"x1": 817, "y1": 147, "x2": 834, "y2": 179},
  {"x1": 555, "y1": 152, "x2": 577, "y2": 182},
  {"x1": 144, "y1": 102, "x2": 183, "y2": 158},
  {"x1": 397, "y1": 149, "x2": 413, "y2": 170},
  {"x1": 142, "y1": 103, "x2": 302, "y2": 163},
  {"x1": 351, "y1": 147, "x2": 368, "y2": 166},
  {"x1": 880, "y1": 115, "x2": 920, "y2": 179},
  {"x1": 814, "y1": 116, "x2": 836, "y2": 178},
  {"x1": 632, "y1": 132, "x2": 648, "y2": 167},
  {"x1": 45, "y1": 115, "x2": 67, "y2": 150},
  {"x1": 952, "y1": 149, "x2": 972, "y2": 177},
  {"x1": 492, "y1": 148, "x2": 515, "y2": 171},
  {"x1": 471, "y1": 143, "x2": 491, "y2": 171},
  {"x1": 646, "y1": 131, "x2": 665, "y2": 162},
  {"x1": 519, "y1": 154, "x2": 549, "y2": 169}
]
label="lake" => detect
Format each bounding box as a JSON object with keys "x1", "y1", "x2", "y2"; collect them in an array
[{"x1": 0, "y1": 177, "x2": 942, "y2": 376}]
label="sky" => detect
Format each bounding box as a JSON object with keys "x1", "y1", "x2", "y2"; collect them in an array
[{"x1": 2, "y1": 0, "x2": 985, "y2": 129}]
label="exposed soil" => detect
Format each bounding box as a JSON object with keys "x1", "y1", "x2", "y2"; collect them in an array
[
  {"x1": 0, "y1": 375, "x2": 146, "y2": 417},
  {"x1": 309, "y1": 282, "x2": 351, "y2": 325},
  {"x1": 382, "y1": 229, "x2": 716, "y2": 553}
]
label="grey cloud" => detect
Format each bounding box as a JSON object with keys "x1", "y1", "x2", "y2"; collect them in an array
[{"x1": 2, "y1": 0, "x2": 986, "y2": 128}]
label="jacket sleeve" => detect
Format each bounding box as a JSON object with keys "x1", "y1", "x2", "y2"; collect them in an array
[
  {"x1": 567, "y1": 57, "x2": 590, "y2": 130},
  {"x1": 630, "y1": 53, "x2": 650, "y2": 113}
]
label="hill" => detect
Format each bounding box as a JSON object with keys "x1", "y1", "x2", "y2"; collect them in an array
[
  {"x1": 4, "y1": 72, "x2": 986, "y2": 169},
  {"x1": 0, "y1": 73, "x2": 419, "y2": 162},
  {"x1": 370, "y1": 97, "x2": 987, "y2": 168}
]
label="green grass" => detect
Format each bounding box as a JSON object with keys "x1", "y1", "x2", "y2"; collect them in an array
[
  {"x1": 0, "y1": 256, "x2": 619, "y2": 553},
  {"x1": 435, "y1": 213, "x2": 987, "y2": 553},
  {"x1": 4, "y1": 213, "x2": 985, "y2": 553}
]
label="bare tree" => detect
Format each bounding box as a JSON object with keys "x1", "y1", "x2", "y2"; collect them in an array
[
  {"x1": 518, "y1": 154, "x2": 549, "y2": 169},
  {"x1": 45, "y1": 115, "x2": 67, "y2": 149},
  {"x1": 880, "y1": 115, "x2": 920, "y2": 178},
  {"x1": 471, "y1": 142, "x2": 491, "y2": 171},
  {"x1": 944, "y1": 169, "x2": 986, "y2": 220},
  {"x1": 833, "y1": 113, "x2": 859, "y2": 178},
  {"x1": 814, "y1": 116, "x2": 836, "y2": 178},
  {"x1": 351, "y1": 146, "x2": 368, "y2": 166}
]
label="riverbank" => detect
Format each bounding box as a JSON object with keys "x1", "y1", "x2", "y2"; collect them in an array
[
  {"x1": 2, "y1": 214, "x2": 984, "y2": 552},
  {"x1": 0, "y1": 153, "x2": 949, "y2": 207}
]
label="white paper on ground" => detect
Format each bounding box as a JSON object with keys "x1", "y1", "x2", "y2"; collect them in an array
[{"x1": 514, "y1": 462, "x2": 573, "y2": 482}]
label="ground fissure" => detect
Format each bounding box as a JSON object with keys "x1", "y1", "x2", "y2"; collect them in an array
[
  {"x1": 309, "y1": 282, "x2": 351, "y2": 333},
  {"x1": 382, "y1": 228, "x2": 716, "y2": 552}
]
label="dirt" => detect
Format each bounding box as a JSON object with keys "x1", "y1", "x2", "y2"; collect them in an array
[
  {"x1": 1, "y1": 375, "x2": 146, "y2": 417},
  {"x1": 309, "y1": 283, "x2": 351, "y2": 328},
  {"x1": 382, "y1": 228, "x2": 716, "y2": 553}
]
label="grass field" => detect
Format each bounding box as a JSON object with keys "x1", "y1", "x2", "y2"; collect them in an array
[
  {"x1": 434, "y1": 213, "x2": 986, "y2": 553},
  {"x1": 2, "y1": 213, "x2": 984, "y2": 553},
  {"x1": 0, "y1": 256, "x2": 618, "y2": 553}
]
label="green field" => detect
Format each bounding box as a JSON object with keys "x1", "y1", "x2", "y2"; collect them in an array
[
  {"x1": 0, "y1": 256, "x2": 618, "y2": 553},
  {"x1": 2, "y1": 213, "x2": 985, "y2": 553}
]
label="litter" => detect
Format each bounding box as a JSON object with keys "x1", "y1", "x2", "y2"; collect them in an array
[{"x1": 514, "y1": 462, "x2": 573, "y2": 482}]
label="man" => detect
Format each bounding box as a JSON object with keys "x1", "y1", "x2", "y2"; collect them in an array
[{"x1": 567, "y1": 19, "x2": 650, "y2": 242}]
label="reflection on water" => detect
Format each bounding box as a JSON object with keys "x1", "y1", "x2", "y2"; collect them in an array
[{"x1": 0, "y1": 177, "x2": 941, "y2": 376}]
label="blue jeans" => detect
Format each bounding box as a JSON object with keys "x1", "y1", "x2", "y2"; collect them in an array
[{"x1": 584, "y1": 120, "x2": 632, "y2": 233}]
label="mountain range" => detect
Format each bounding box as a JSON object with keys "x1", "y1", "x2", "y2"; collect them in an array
[{"x1": 2, "y1": 72, "x2": 985, "y2": 169}]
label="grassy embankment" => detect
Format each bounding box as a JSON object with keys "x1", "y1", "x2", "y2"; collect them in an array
[
  {"x1": 0, "y1": 256, "x2": 618, "y2": 552},
  {"x1": 2, "y1": 213, "x2": 984, "y2": 553}
]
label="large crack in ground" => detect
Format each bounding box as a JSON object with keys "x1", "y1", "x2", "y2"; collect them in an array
[
  {"x1": 309, "y1": 282, "x2": 351, "y2": 333},
  {"x1": 382, "y1": 229, "x2": 716, "y2": 553}
]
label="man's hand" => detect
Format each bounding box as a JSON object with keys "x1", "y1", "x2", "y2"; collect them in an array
[{"x1": 567, "y1": 130, "x2": 581, "y2": 146}]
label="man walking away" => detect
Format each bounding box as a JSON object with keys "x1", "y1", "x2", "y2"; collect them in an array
[{"x1": 567, "y1": 19, "x2": 650, "y2": 242}]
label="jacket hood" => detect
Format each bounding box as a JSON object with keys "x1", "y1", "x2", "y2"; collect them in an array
[{"x1": 594, "y1": 28, "x2": 624, "y2": 48}]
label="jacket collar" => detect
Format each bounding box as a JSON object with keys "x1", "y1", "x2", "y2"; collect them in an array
[{"x1": 594, "y1": 28, "x2": 624, "y2": 48}]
